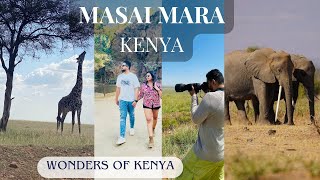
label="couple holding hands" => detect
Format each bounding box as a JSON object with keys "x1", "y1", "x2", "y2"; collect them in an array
[{"x1": 115, "y1": 60, "x2": 161, "y2": 148}]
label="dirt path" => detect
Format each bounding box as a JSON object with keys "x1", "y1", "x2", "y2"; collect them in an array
[{"x1": 94, "y1": 95, "x2": 162, "y2": 157}]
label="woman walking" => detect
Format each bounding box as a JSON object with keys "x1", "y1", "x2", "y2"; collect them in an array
[{"x1": 138, "y1": 71, "x2": 162, "y2": 148}]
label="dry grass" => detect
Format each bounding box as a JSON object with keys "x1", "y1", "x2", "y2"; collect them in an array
[
  {"x1": 0, "y1": 120, "x2": 94, "y2": 147},
  {"x1": 226, "y1": 97, "x2": 320, "y2": 179},
  {"x1": 0, "y1": 120, "x2": 94, "y2": 179}
]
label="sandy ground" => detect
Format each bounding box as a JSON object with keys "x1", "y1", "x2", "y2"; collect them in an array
[
  {"x1": 0, "y1": 145, "x2": 93, "y2": 180},
  {"x1": 94, "y1": 94, "x2": 162, "y2": 157},
  {"x1": 225, "y1": 124, "x2": 320, "y2": 179}
]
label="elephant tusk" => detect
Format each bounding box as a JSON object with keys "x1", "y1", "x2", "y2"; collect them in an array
[
  {"x1": 275, "y1": 86, "x2": 282, "y2": 122},
  {"x1": 292, "y1": 99, "x2": 295, "y2": 107}
]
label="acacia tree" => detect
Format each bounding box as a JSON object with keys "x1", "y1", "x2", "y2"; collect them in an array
[{"x1": 0, "y1": 0, "x2": 92, "y2": 131}]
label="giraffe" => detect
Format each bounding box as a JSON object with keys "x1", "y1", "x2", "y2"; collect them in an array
[{"x1": 56, "y1": 51, "x2": 86, "y2": 134}]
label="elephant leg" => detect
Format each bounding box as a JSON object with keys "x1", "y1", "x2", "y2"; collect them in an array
[
  {"x1": 253, "y1": 78, "x2": 272, "y2": 125},
  {"x1": 283, "y1": 99, "x2": 296, "y2": 124},
  {"x1": 269, "y1": 103, "x2": 276, "y2": 124},
  {"x1": 267, "y1": 86, "x2": 276, "y2": 124},
  {"x1": 251, "y1": 96, "x2": 259, "y2": 124},
  {"x1": 284, "y1": 82, "x2": 298, "y2": 124},
  {"x1": 224, "y1": 98, "x2": 232, "y2": 125},
  {"x1": 308, "y1": 87, "x2": 315, "y2": 124},
  {"x1": 234, "y1": 100, "x2": 252, "y2": 125}
]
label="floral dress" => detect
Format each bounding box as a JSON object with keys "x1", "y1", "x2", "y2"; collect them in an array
[{"x1": 138, "y1": 81, "x2": 161, "y2": 109}]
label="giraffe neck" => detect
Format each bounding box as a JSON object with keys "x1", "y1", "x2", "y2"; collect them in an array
[{"x1": 72, "y1": 62, "x2": 83, "y2": 95}]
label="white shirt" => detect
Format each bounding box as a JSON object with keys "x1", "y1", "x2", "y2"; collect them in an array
[
  {"x1": 116, "y1": 72, "x2": 140, "y2": 101},
  {"x1": 191, "y1": 91, "x2": 224, "y2": 162}
]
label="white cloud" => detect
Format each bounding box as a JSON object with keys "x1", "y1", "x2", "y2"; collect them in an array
[
  {"x1": 0, "y1": 54, "x2": 94, "y2": 124},
  {"x1": 22, "y1": 55, "x2": 94, "y2": 90},
  {"x1": 0, "y1": 71, "x2": 5, "y2": 77}
]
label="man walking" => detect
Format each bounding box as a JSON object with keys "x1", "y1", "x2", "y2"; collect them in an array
[{"x1": 115, "y1": 60, "x2": 140, "y2": 145}]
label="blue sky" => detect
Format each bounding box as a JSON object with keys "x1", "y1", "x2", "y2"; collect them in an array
[
  {"x1": 0, "y1": 43, "x2": 94, "y2": 124},
  {"x1": 226, "y1": 0, "x2": 320, "y2": 66},
  {"x1": 163, "y1": 34, "x2": 224, "y2": 86}
]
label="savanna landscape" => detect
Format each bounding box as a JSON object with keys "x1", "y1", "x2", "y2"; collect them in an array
[
  {"x1": 224, "y1": 48, "x2": 320, "y2": 180},
  {"x1": 0, "y1": 120, "x2": 94, "y2": 179},
  {"x1": 225, "y1": 97, "x2": 320, "y2": 180},
  {"x1": 224, "y1": 1, "x2": 320, "y2": 178},
  {"x1": 162, "y1": 64, "x2": 320, "y2": 180},
  {"x1": 0, "y1": 1, "x2": 93, "y2": 179}
]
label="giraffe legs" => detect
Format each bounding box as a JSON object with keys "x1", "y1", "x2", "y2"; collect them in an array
[
  {"x1": 57, "y1": 121, "x2": 60, "y2": 132},
  {"x1": 77, "y1": 109, "x2": 81, "y2": 134},
  {"x1": 71, "y1": 110, "x2": 75, "y2": 133},
  {"x1": 57, "y1": 108, "x2": 62, "y2": 132},
  {"x1": 60, "y1": 112, "x2": 67, "y2": 134}
]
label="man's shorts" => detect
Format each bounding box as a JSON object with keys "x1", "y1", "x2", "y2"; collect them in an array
[{"x1": 176, "y1": 149, "x2": 224, "y2": 180}]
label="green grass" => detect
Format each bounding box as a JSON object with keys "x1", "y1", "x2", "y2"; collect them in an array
[
  {"x1": 162, "y1": 88, "x2": 198, "y2": 158},
  {"x1": 162, "y1": 88, "x2": 202, "y2": 130},
  {"x1": 163, "y1": 124, "x2": 198, "y2": 159},
  {"x1": 0, "y1": 120, "x2": 94, "y2": 147}
]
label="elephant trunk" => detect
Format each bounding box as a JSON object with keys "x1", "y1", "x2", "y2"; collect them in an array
[{"x1": 283, "y1": 79, "x2": 294, "y2": 125}]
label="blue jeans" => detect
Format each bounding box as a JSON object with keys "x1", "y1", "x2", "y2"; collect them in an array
[{"x1": 119, "y1": 100, "x2": 135, "y2": 138}]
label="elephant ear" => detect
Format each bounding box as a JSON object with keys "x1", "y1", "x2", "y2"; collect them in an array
[{"x1": 244, "y1": 51, "x2": 276, "y2": 83}]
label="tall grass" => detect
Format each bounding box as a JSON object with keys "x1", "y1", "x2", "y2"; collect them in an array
[
  {"x1": 162, "y1": 88, "x2": 190, "y2": 130},
  {"x1": 162, "y1": 88, "x2": 198, "y2": 158},
  {"x1": 0, "y1": 120, "x2": 94, "y2": 147},
  {"x1": 163, "y1": 125, "x2": 197, "y2": 159}
]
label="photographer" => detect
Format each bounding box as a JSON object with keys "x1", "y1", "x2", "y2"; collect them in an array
[{"x1": 177, "y1": 69, "x2": 224, "y2": 180}]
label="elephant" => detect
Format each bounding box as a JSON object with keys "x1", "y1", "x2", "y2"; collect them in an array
[
  {"x1": 291, "y1": 55, "x2": 315, "y2": 123},
  {"x1": 250, "y1": 54, "x2": 315, "y2": 124},
  {"x1": 225, "y1": 48, "x2": 294, "y2": 125}
]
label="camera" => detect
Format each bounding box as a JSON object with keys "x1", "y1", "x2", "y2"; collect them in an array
[{"x1": 175, "y1": 82, "x2": 209, "y2": 93}]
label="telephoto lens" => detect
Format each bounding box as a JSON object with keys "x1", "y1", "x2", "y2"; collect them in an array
[
  {"x1": 175, "y1": 83, "x2": 202, "y2": 93},
  {"x1": 175, "y1": 84, "x2": 186, "y2": 92}
]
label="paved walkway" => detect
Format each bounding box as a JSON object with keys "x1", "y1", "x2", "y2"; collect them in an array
[{"x1": 94, "y1": 95, "x2": 162, "y2": 157}]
